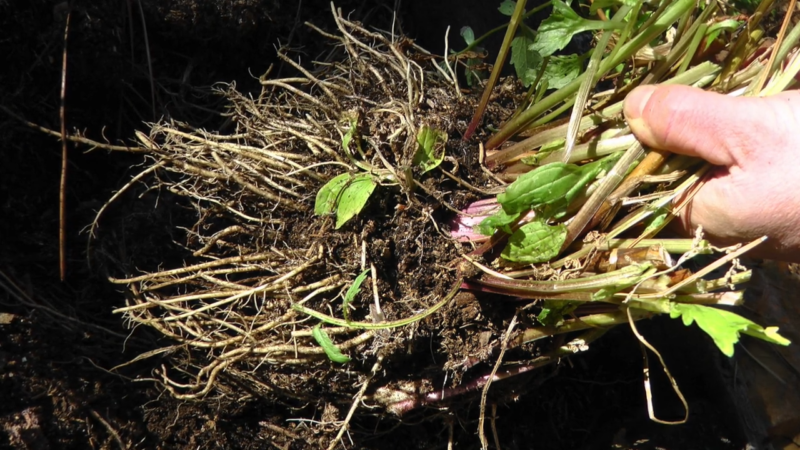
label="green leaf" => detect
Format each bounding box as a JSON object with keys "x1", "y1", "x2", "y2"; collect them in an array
[
  {"x1": 460, "y1": 26, "x2": 475, "y2": 45},
  {"x1": 501, "y1": 220, "x2": 567, "y2": 263},
  {"x1": 542, "y1": 54, "x2": 583, "y2": 90},
  {"x1": 532, "y1": 0, "x2": 621, "y2": 57},
  {"x1": 476, "y1": 209, "x2": 521, "y2": 236},
  {"x1": 343, "y1": 269, "x2": 370, "y2": 322},
  {"x1": 342, "y1": 119, "x2": 357, "y2": 154},
  {"x1": 315, "y1": 173, "x2": 353, "y2": 216},
  {"x1": 537, "y1": 300, "x2": 580, "y2": 326},
  {"x1": 312, "y1": 325, "x2": 351, "y2": 363},
  {"x1": 589, "y1": 0, "x2": 638, "y2": 15},
  {"x1": 670, "y1": 303, "x2": 791, "y2": 357},
  {"x1": 498, "y1": 153, "x2": 622, "y2": 217},
  {"x1": 412, "y1": 126, "x2": 447, "y2": 173},
  {"x1": 335, "y1": 173, "x2": 376, "y2": 229},
  {"x1": 510, "y1": 35, "x2": 542, "y2": 87},
  {"x1": 498, "y1": 0, "x2": 518, "y2": 16},
  {"x1": 641, "y1": 207, "x2": 669, "y2": 236}
]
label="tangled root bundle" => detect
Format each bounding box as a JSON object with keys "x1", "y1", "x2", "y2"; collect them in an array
[{"x1": 108, "y1": 7, "x2": 522, "y2": 417}]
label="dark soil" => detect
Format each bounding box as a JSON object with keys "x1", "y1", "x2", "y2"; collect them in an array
[{"x1": 0, "y1": 1, "x2": 757, "y2": 449}]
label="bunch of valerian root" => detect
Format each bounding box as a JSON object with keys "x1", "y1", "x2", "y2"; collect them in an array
[{"x1": 92, "y1": 0, "x2": 800, "y2": 447}]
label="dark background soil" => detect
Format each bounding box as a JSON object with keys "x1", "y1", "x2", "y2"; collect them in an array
[{"x1": 0, "y1": 1, "x2": 753, "y2": 448}]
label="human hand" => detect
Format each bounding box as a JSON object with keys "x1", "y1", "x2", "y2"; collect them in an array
[{"x1": 623, "y1": 84, "x2": 800, "y2": 261}]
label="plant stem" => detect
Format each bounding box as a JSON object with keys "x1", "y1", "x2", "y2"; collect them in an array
[
  {"x1": 487, "y1": 0, "x2": 694, "y2": 149},
  {"x1": 465, "y1": 0, "x2": 528, "y2": 140}
]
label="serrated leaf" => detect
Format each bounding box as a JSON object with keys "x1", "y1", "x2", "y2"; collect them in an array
[
  {"x1": 312, "y1": 325, "x2": 351, "y2": 363},
  {"x1": 669, "y1": 303, "x2": 791, "y2": 357},
  {"x1": 510, "y1": 35, "x2": 542, "y2": 87},
  {"x1": 460, "y1": 26, "x2": 475, "y2": 45},
  {"x1": 315, "y1": 173, "x2": 353, "y2": 216},
  {"x1": 335, "y1": 173, "x2": 376, "y2": 229},
  {"x1": 532, "y1": 0, "x2": 621, "y2": 57},
  {"x1": 498, "y1": 153, "x2": 622, "y2": 217},
  {"x1": 542, "y1": 54, "x2": 583, "y2": 90},
  {"x1": 501, "y1": 220, "x2": 567, "y2": 263},
  {"x1": 343, "y1": 269, "x2": 370, "y2": 322},
  {"x1": 498, "y1": 0, "x2": 517, "y2": 16},
  {"x1": 412, "y1": 126, "x2": 447, "y2": 173},
  {"x1": 475, "y1": 209, "x2": 521, "y2": 236}
]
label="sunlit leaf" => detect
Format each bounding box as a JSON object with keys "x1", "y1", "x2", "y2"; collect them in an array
[
  {"x1": 343, "y1": 269, "x2": 370, "y2": 322},
  {"x1": 335, "y1": 173, "x2": 376, "y2": 229},
  {"x1": 476, "y1": 208, "x2": 522, "y2": 236},
  {"x1": 498, "y1": 153, "x2": 622, "y2": 217},
  {"x1": 532, "y1": 0, "x2": 621, "y2": 57},
  {"x1": 412, "y1": 126, "x2": 447, "y2": 173},
  {"x1": 501, "y1": 220, "x2": 567, "y2": 263},
  {"x1": 315, "y1": 173, "x2": 352, "y2": 216},
  {"x1": 312, "y1": 325, "x2": 351, "y2": 363},
  {"x1": 670, "y1": 303, "x2": 791, "y2": 357}
]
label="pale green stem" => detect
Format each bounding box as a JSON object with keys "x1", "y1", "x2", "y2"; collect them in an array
[{"x1": 487, "y1": 0, "x2": 695, "y2": 148}]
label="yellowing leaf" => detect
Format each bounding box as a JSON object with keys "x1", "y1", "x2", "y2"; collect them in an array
[
  {"x1": 335, "y1": 173, "x2": 376, "y2": 229},
  {"x1": 412, "y1": 126, "x2": 447, "y2": 173},
  {"x1": 501, "y1": 220, "x2": 567, "y2": 263},
  {"x1": 669, "y1": 303, "x2": 791, "y2": 357}
]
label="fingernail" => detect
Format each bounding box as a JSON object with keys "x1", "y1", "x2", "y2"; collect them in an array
[{"x1": 624, "y1": 85, "x2": 657, "y2": 141}]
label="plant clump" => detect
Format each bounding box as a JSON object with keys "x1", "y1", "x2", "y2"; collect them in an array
[{"x1": 96, "y1": 0, "x2": 800, "y2": 447}]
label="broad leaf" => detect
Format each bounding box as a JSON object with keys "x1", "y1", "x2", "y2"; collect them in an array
[
  {"x1": 498, "y1": 0, "x2": 517, "y2": 16},
  {"x1": 498, "y1": 153, "x2": 622, "y2": 217},
  {"x1": 315, "y1": 173, "x2": 352, "y2": 216},
  {"x1": 476, "y1": 209, "x2": 522, "y2": 236},
  {"x1": 460, "y1": 26, "x2": 475, "y2": 45},
  {"x1": 538, "y1": 300, "x2": 580, "y2": 326},
  {"x1": 501, "y1": 220, "x2": 567, "y2": 263},
  {"x1": 412, "y1": 126, "x2": 447, "y2": 173},
  {"x1": 532, "y1": 0, "x2": 621, "y2": 57},
  {"x1": 510, "y1": 35, "x2": 542, "y2": 87},
  {"x1": 589, "y1": 0, "x2": 638, "y2": 15},
  {"x1": 343, "y1": 269, "x2": 370, "y2": 322},
  {"x1": 335, "y1": 173, "x2": 377, "y2": 229},
  {"x1": 670, "y1": 303, "x2": 791, "y2": 357},
  {"x1": 312, "y1": 325, "x2": 351, "y2": 363},
  {"x1": 542, "y1": 54, "x2": 583, "y2": 90}
]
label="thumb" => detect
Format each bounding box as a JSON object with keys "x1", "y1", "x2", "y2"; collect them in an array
[{"x1": 623, "y1": 85, "x2": 781, "y2": 167}]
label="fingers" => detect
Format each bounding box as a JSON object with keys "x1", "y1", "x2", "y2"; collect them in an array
[{"x1": 623, "y1": 85, "x2": 780, "y2": 168}]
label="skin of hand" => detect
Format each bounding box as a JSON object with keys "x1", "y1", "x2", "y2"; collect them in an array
[{"x1": 623, "y1": 84, "x2": 800, "y2": 262}]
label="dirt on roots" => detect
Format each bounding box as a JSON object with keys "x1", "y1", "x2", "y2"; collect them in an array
[{"x1": 0, "y1": 1, "x2": 763, "y2": 449}]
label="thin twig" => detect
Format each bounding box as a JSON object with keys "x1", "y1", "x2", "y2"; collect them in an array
[
  {"x1": 479, "y1": 315, "x2": 517, "y2": 450},
  {"x1": 59, "y1": 9, "x2": 71, "y2": 281}
]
